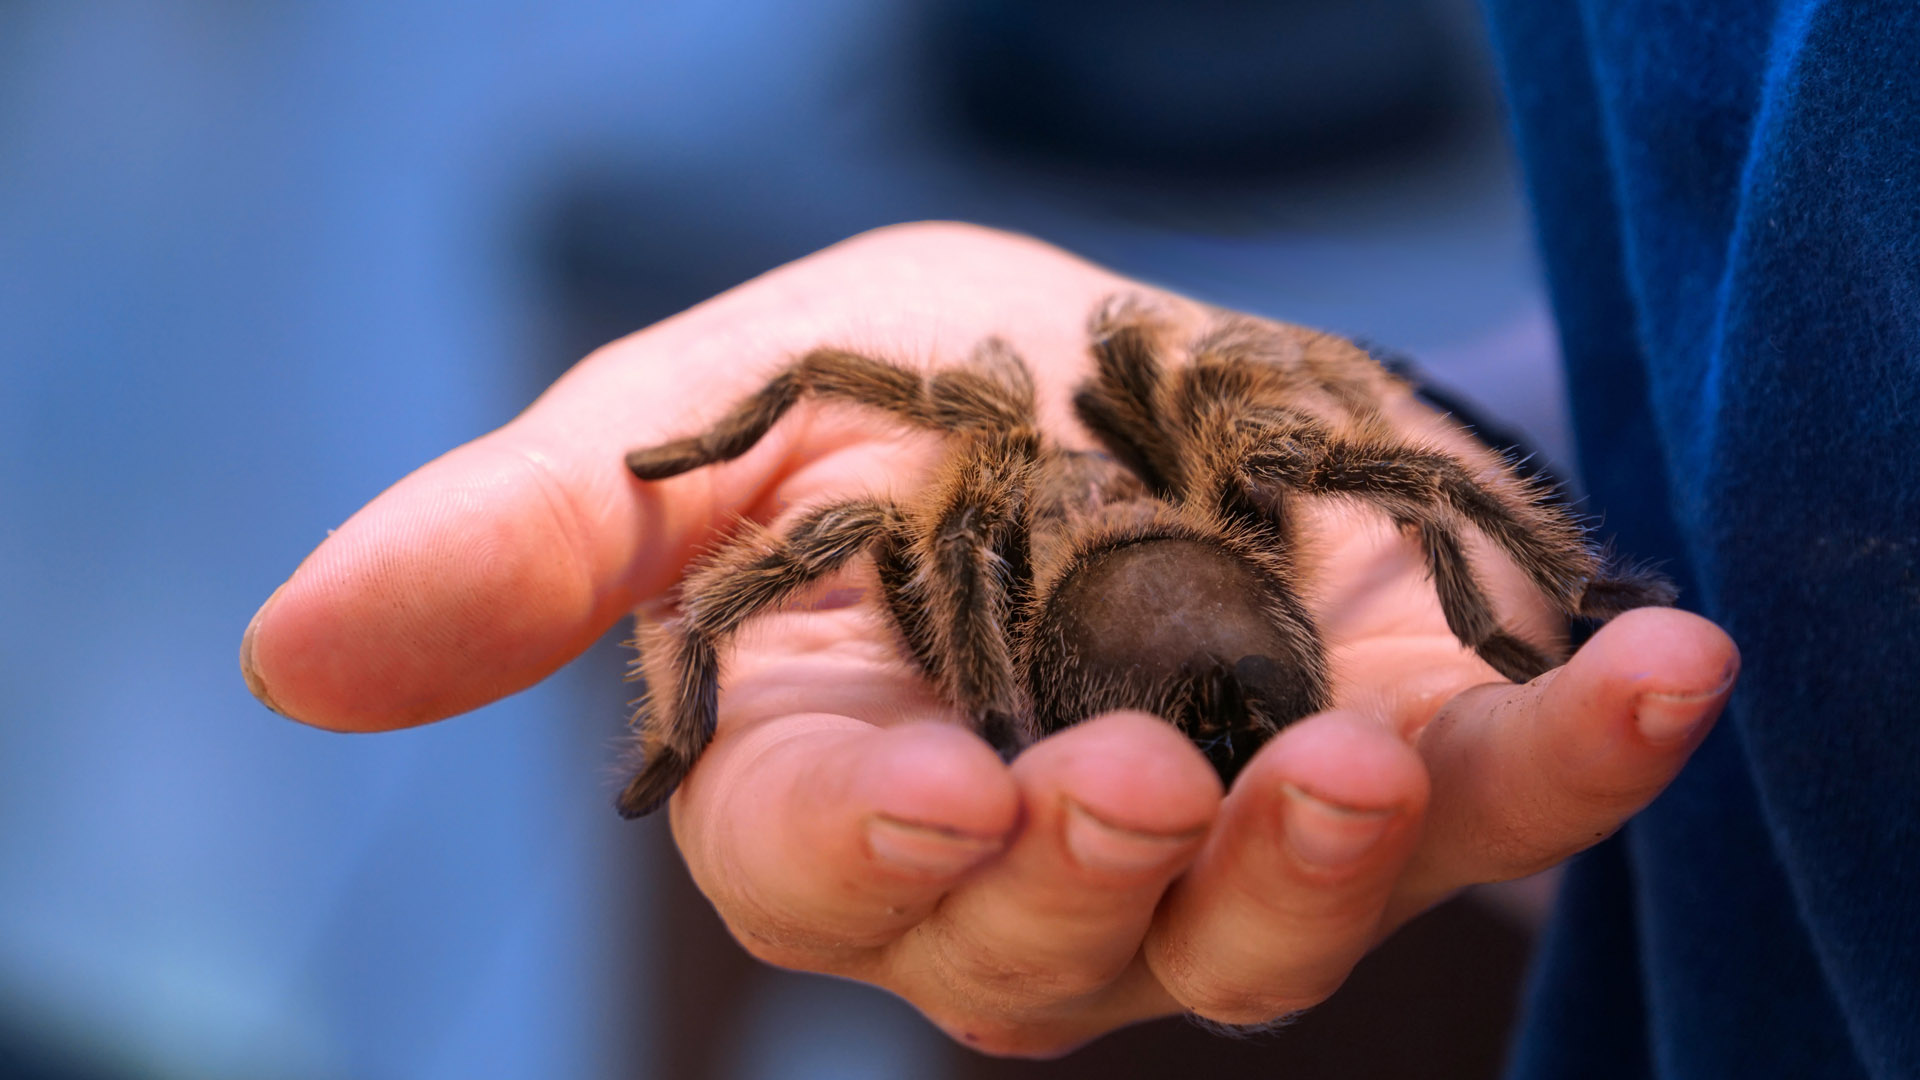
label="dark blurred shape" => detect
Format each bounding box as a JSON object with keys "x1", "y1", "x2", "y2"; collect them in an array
[
  {"x1": 926, "y1": 0, "x2": 1467, "y2": 179},
  {"x1": 953, "y1": 896, "x2": 1530, "y2": 1076},
  {"x1": 0, "y1": 1026, "x2": 126, "y2": 1080},
  {"x1": 536, "y1": 178, "x2": 813, "y2": 369}
]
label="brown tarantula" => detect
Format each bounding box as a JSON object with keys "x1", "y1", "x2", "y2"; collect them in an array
[{"x1": 613, "y1": 297, "x2": 1672, "y2": 818}]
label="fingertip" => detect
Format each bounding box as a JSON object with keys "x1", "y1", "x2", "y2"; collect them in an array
[
  {"x1": 883, "y1": 712, "x2": 1217, "y2": 1016},
  {"x1": 677, "y1": 718, "x2": 1019, "y2": 953},
  {"x1": 1015, "y1": 711, "x2": 1224, "y2": 835},
  {"x1": 1546, "y1": 607, "x2": 1740, "y2": 753},
  {"x1": 245, "y1": 440, "x2": 635, "y2": 732},
  {"x1": 1238, "y1": 710, "x2": 1430, "y2": 818},
  {"x1": 844, "y1": 721, "x2": 1023, "y2": 843},
  {"x1": 1572, "y1": 607, "x2": 1740, "y2": 698},
  {"x1": 696, "y1": 718, "x2": 1019, "y2": 880},
  {"x1": 1404, "y1": 610, "x2": 1739, "y2": 897},
  {"x1": 239, "y1": 583, "x2": 289, "y2": 718},
  {"x1": 1144, "y1": 711, "x2": 1424, "y2": 1022}
]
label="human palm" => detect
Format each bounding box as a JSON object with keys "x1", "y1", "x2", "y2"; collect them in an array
[{"x1": 243, "y1": 223, "x2": 1736, "y2": 1056}]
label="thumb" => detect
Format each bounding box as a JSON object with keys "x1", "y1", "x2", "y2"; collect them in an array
[
  {"x1": 1392, "y1": 607, "x2": 1739, "y2": 915},
  {"x1": 239, "y1": 318, "x2": 804, "y2": 732}
]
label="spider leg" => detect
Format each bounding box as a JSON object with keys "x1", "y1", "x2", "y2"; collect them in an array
[
  {"x1": 1210, "y1": 434, "x2": 1561, "y2": 680},
  {"x1": 617, "y1": 499, "x2": 902, "y2": 818},
  {"x1": 627, "y1": 343, "x2": 1037, "y2": 479},
  {"x1": 1230, "y1": 421, "x2": 1601, "y2": 679},
  {"x1": 1072, "y1": 295, "x2": 1185, "y2": 495},
  {"x1": 1248, "y1": 422, "x2": 1596, "y2": 604},
  {"x1": 1573, "y1": 548, "x2": 1681, "y2": 616},
  {"x1": 1290, "y1": 438, "x2": 1676, "y2": 665},
  {"x1": 888, "y1": 433, "x2": 1039, "y2": 755},
  {"x1": 1185, "y1": 315, "x2": 1395, "y2": 419},
  {"x1": 1406, "y1": 514, "x2": 1561, "y2": 681}
]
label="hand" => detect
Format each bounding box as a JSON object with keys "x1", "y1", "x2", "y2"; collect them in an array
[{"x1": 242, "y1": 222, "x2": 1738, "y2": 1056}]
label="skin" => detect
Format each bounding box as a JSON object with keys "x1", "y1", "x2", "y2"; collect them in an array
[{"x1": 241, "y1": 221, "x2": 1739, "y2": 1058}]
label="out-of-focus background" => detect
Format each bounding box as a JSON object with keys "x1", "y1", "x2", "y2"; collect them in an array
[{"x1": 0, "y1": 2, "x2": 1571, "y2": 1078}]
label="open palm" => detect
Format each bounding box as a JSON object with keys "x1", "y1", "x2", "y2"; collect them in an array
[{"x1": 243, "y1": 223, "x2": 1736, "y2": 1056}]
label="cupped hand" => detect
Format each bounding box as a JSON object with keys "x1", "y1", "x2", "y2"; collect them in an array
[{"x1": 242, "y1": 222, "x2": 1738, "y2": 1057}]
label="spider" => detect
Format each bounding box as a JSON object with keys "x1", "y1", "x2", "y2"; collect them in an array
[{"x1": 613, "y1": 296, "x2": 1673, "y2": 818}]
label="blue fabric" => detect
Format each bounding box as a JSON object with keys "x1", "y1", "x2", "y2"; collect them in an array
[{"x1": 1482, "y1": 2, "x2": 1920, "y2": 1077}]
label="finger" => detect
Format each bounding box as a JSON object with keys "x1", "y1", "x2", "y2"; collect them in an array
[
  {"x1": 236, "y1": 279, "x2": 828, "y2": 732},
  {"x1": 671, "y1": 716, "x2": 1020, "y2": 972},
  {"x1": 1392, "y1": 607, "x2": 1739, "y2": 920},
  {"x1": 240, "y1": 223, "x2": 1135, "y2": 731},
  {"x1": 884, "y1": 713, "x2": 1220, "y2": 1052},
  {"x1": 239, "y1": 282, "x2": 876, "y2": 732},
  {"x1": 1143, "y1": 711, "x2": 1428, "y2": 1027},
  {"x1": 239, "y1": 436, "x2": 684, "y2": 732}
]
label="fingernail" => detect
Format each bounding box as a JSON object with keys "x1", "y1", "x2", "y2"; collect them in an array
[
  {"x1": 240, "y1": 584, "x2": 289, "y2": 718},
  {"x1": 1063, "y1": 800, "x2": 1203, "y2": 876},
  {"x1": 867, "y1": 815, "x2": 1003, "y2": 876},
  {"x1": 1634, "y1": 660, "x2": 1738, "y2": 745},
  {"x1": 1281, "y1": 784, "x2": 1395, "y2": 868}
]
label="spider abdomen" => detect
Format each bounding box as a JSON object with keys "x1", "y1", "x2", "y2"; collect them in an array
[{"x1": 1023, "y1": 533, "x2": 1330, "y2": 781}]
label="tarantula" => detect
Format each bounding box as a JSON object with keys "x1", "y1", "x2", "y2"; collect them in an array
[{"x1": 613, "y1": 297, "x2": 1672, "y2": 818}]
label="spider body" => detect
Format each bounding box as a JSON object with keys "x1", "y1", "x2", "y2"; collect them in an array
[{"x1": 615, "y1": 297, "x2": 1672, "y2": 818}]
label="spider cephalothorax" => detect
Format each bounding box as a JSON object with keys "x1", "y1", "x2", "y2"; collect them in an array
[{"x1": 613, "y1": 296, "x2": 1672, "y2": 818}]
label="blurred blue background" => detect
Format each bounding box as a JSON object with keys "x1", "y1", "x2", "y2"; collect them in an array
[{"x1": 0, "y1": 2, "x2": 1565, "y2": 1078}]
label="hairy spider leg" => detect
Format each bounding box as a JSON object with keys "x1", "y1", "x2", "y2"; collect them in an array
[
  {"x1": 1125, "y1": 334, "x2": 1572, "y2": 683},
  {"x1": 1172, "y1": 322, "x2": 1676, "y2": 678},
  {"x1": 1237, "y1": 420, "x2": 1675, "y2": 652},
  {"x1": 1069, "y1": 308, "x2": 1570, "y2": 683},
  {"x1": 619, "y1": 342, "x2": 1049, "y2": 815},
  {"x1": 626, "y1": 343, "x2": 1037, "y2": 480},
  {"x1": 1177, "y1": 308, "x2": 1672, "y2": 623},
  {"x1": 1186, "y1": 315, "x2": 1391, "y2": 420},
  {"x1": 617, "y1": 500, "x2": 904, "y2": 818},
  {"x1": 1408, "y1": 514, "x2": 1560, "y2": 680},
  {"x1": 1569, "y1": 553, "x2": 1679, "y2": 617},
  {"x1": 1234, "y1": 417, "x2": 1588, "y2": 681},
  {"x1": 889, "y1": 432, "x2": 1043, "y2": 754},
  {"x1": 1072, "y1": 296, "x2": 1185, "y2": 496}
]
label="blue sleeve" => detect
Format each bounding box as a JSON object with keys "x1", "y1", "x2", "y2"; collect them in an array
[{"x1": 1480, "y1": 2, "x2": 1920, "y2": 1077}]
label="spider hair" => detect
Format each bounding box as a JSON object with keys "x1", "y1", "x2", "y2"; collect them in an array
[{"x1": 614, "y1": 297, "x2": 1674, "y2": 817}]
